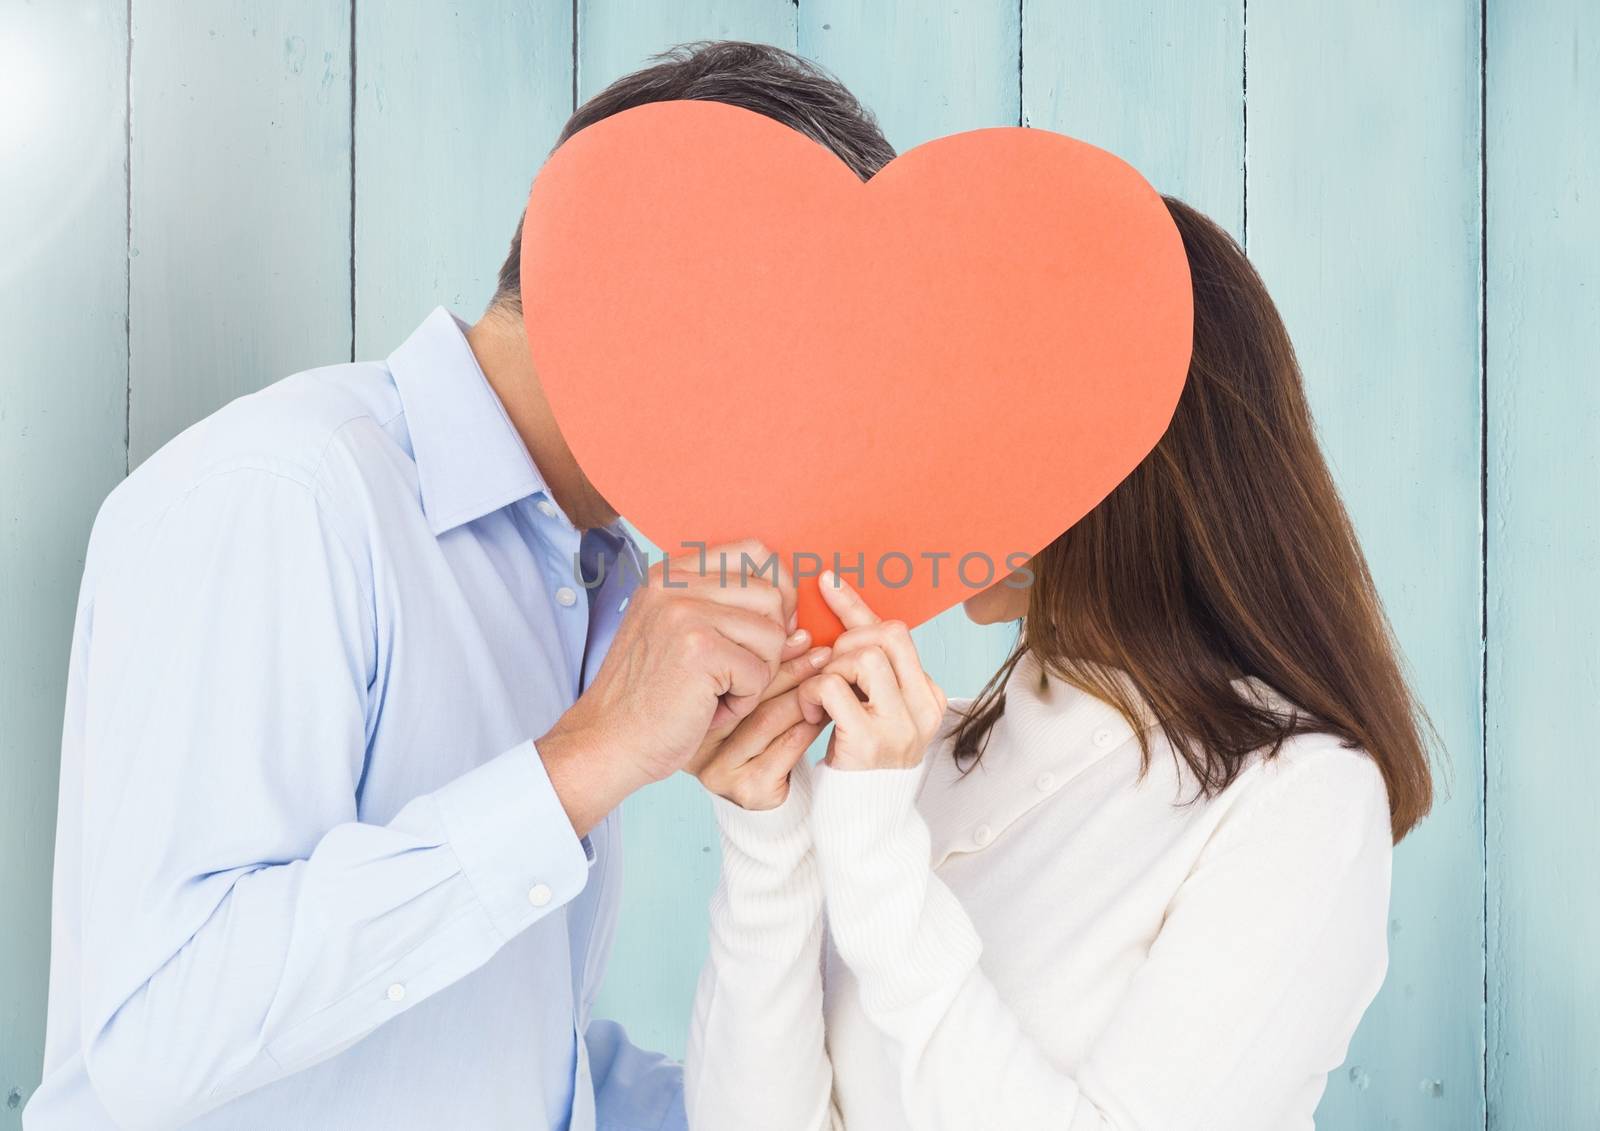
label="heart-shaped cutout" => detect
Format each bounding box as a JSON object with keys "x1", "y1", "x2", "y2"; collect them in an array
[{"x1": 522, "y1": 100, "x2": 1191, "y2": 644}]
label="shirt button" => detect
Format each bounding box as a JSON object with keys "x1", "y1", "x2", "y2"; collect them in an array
[
  {"x1": 618, "y1": 596, "x2": 630, "y2": 614},
  {"x1": 1093, "y1": 727, "x2": 1116, "y2": 748},
  {"x1": 386, "y1": 982, "x2": 406, "y2": 1002},
  {"x1": 555, "y1": 587, "x2": 578, "y2": 608},
  {"x1": 1036, "y1": 772, "x2": 1056, "y2": 792},
  {"x1": 536, "y1": 499, "x2": 559, "y2": 519},
  {"x1": 528, "y1": 883, "x2": 554, "y2": 907},
  {"x1": 973, "y1": 824, "x2": 993, "y2": 847}
]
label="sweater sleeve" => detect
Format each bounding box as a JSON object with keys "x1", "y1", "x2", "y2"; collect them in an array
[
  {"x1": 809, "y1": 750, "x2": 1392, "y2": 1131},
  {"x1": 686, "y1": 760, "x2": 840, "y2": 1131}
]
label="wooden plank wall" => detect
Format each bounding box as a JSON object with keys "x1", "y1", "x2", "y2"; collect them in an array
[
  {"x1": 1246, "y1": 3, "x2": 1486, "y2": 1126},
  {"x1": 2, "y1": 3, "x2": 1595, "y2": 1127},
  {"x1": 0, "y1": 2, "x2": 130, "y2": 1119},
  {"x1": 1485, "y1": 1, "x2": 1600, "y2": 1127}
]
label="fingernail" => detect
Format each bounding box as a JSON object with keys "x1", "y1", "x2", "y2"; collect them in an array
[
  {"x1": 808, "y1": 646, "x2": 832, "y2": 668},
  {"x1": 788, "y1": 611, "x2": 799, "y2": 633},
  {"x1": 786, "y1": 628, "x2": 809, "y2": 647},
  {"x1": 821, "y1": 569, "x2": 835, "y2": 588}
]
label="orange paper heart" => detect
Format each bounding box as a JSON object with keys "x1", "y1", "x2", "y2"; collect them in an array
[{"x1": 522, "y1": 100, "x2": 1192, "y2": 644}]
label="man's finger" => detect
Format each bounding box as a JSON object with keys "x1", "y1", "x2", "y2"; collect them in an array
[
  {"x1": 818, "y1": 569, "x2": 880, "y2": 630},
  {"x1": 709, "y1": 606, "x2": 788, "y2": 673},
  {"x1": 710, "y1": 631, "x2": 782, "y2": 722},
  {"x1": 669, "y1": 541, "x2": 796, "y2": 627},
  {"x1": 719, "y1": 539, "x2": 797, "y2": 627},
  {"x1": 758, "y1": 644, "x2": 832, "y2": 704},
  {"x1": 779, "y1": 628, "x2": 812, "y2": 663}
]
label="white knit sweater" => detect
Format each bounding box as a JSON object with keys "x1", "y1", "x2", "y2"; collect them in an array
[{"x1": 685, "y1": 652, "x2": 1393, "y2": 1131}]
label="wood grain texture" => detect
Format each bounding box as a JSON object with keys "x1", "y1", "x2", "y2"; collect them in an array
[
  {"x1": 1021, "y1": 0, "x2": 1244, "y2": 238},
  {"x1": 0, "y1": 2, "x2": 128, "y2": 1120},
  {"x1": 1247, "y1": 3, "x2": 1485, "y2": 1127},
  {"x1": 578, "y1": 1, "x2": 802, "y2": 1058},
  {"x1": 128, "y1": 1, "x2": 351, "y2": 464},
  {"x1": 354, "y1": 2, "x2": 572, "y2": 357},
  {"x1": 6, "y1": 4, "x2": 1597, "y2": 1124},
  {"x1": 800, "y1": 0, "x2": 1021, "y2": 153},
  {"x1": 578, "y1": 0, "x2": 798, "y2": 98},
  {"x1": 1486, "y1": 0, "x2": 1600, "y2": 1126}
]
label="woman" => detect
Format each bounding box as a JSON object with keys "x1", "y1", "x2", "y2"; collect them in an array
[{"x1": 685, "y1": 198, "x2": 1432, "y2": 1131}]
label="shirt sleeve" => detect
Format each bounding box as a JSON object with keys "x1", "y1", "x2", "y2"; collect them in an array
[
  {"x1": 808, "y1": 749, "x2": 1393, "y2": 1131},
  {"x1": 686, "y1": 760, "x2": 839, "y2": 1131},
  {"x1": 75, "y1": 467, "x2": 592, "y2": 1130},
  {"x1": 586, "y1": 1019, "x2": 686, "y2": 1131}
]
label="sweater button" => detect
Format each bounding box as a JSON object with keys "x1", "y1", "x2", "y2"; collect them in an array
[
  {"x1": 1036, "y1": 772, "x2": 1056, "y2": 792},
  {"x1": 973, "y1": 824, "x2": 994, "y2": 847}
]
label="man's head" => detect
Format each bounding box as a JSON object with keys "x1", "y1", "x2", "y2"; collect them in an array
[{"x1": 489, "y1": 41, "x2": 895, "y2": 314}]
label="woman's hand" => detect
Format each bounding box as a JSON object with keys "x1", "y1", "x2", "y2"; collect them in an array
[
  {"x1": 799, "y1": 571, "x2": 948, "y2": 772},
  {"x1": 691, "y1": 645, "x2": 832, "y2": 810}
]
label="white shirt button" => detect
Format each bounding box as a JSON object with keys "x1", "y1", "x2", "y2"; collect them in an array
[
  {"x1": 386, "y1": 982, "x2": 406, "y2": 1002},
  {"x1": 973, "y1": 824, "x2": 994, "y2": 847},
  {"x1": 527, "y1": 883, "x2": 554, "y2": 907},
  {"x1": 618, "y1": 596, "x2": 630, "y2": 614},
  {"x1": 1093, "y1": 727, "x2": 1116, "y2": 748},
  {"x1": 1036, "y1": 772, "x2": 1056, "y2": 792},
  {"x1": 536, "y1": 499, "x2": 559, "y2": 519},
  {"x1": 554, "y1": 587, "x2": 578, "y2": 608}
]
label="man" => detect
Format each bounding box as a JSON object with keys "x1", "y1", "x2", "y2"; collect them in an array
[{"x1": 27, "y1": 42, "x2": 894, "y2": 1130}]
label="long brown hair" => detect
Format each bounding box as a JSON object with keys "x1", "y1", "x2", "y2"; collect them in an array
[{"x1": 952, "y1": 197, "x2": 1433, "y2": 842}]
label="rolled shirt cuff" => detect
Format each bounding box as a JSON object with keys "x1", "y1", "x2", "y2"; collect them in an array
[{"x1": 433, "y1": 739, "x2": 593, "y2": 942}]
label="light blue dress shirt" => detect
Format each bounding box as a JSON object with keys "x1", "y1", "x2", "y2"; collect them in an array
[{"x1": 27, "y1": 309, "x2": 684, "y2": 1131}]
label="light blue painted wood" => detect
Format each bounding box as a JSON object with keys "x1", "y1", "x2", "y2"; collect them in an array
[
  {"x1": 354, "y1": 2, "x2": 573, "y2": 357},
  {"x1": 0, "y1": 2, "x2": 128, "y2": 1120},
  {"x1": 578, "y1": 0, "x2": 798, "y2": 98},
  {"x1": 578, "y1": 1, "x2": 803, "y2": 1059},
  {"x1": 1486, "y1": 1, "x2": 1600, "y2": 1126},
  {"x1": 9, "y1": 5, "x2": 1600, "y2": 1126},
  {"x1": 1021, "y1": 0, "x2": 1244, "y2": 239},
  {"x1": 800, "y1": 0, "x2": 1021, "y2": 153},
  {"x1": 1247, "y1": 3, "x2": 1485, "y2": 1127},
  {"x1": 129, "y1": 1, "x2": 352, "y2": 464}
]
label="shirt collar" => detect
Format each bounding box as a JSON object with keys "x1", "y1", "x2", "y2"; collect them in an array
[{"x1": 388, "y1": 307, "x2": 549, "y2": 536}]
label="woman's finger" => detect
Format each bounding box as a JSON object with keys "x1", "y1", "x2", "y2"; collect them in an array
[
  {"x1": 830, "y1": 622, "x2": 942, "y2": 731},
  {"x1": 713, "y1": 688, "x2": 806, "y2": 768},
  {"x1": 818, "y1": 569, "x2": 880, "y2": 630},
  {"x1": 835, "y1": 647, "x2": 910, "y2": 720},
  {"x1": 875, "y1": 621, "x2": 944, "y2": 732},
  {"x1": 798, "y1": 672, "x2": 872, "y2": 732},
  {"x1": 748, "y1": 719, "x2": 823, "y2": 781}
]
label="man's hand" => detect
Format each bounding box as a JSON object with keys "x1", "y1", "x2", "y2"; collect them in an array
[{"x1": 536, "y1": 540, "x2": 798, "y2": 836}]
